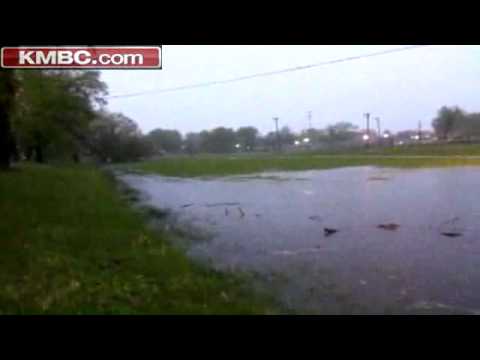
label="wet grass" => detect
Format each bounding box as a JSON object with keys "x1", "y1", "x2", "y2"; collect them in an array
[
  {"x1": 0, "y1": 164, "x2": 278, "y2": 314},
  {"x1": 125, "y1": 152, "x2": 480, "y2": 178},
  {"x1": 347, "y1": 143, "x2": 480, "y2": 156},
  {"x1": 297, "y1": 142, "x2": 480, "y2": 156}
]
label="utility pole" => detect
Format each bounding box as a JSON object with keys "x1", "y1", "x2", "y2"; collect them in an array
[
  {"x1": 273, "y1": 117, "x2": 280, "y2": 152},
  {"x1": 364, "y1": 113, "x2": 370, "y2": 135},
  {"x1": 307, "y1": 111, "x2": 312, "y2": 130},
  {"x1": 364, "y1": 112, "x2": 371, "y2": 147},
  {"x1": 418, "y1": 120, "x2": 422, "y2": 141}
]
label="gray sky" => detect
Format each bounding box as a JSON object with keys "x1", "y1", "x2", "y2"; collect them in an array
[{"x1": 101, "y1": 45, "x2": 480, "y2": 136}]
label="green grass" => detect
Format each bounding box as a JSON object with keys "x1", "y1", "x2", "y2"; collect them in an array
[
  {"x1": 306, "y1": 143, "x2": 480, "y2": 156},
  {"x1": 0, "y1": 164, "x2": 277, "y2": 314},
  {"x1": 367, "y1": 143, "x2": 480, "y2": 156},
  {"x1": 127, "y1": 152, "x2": 480, "y2": 178}
]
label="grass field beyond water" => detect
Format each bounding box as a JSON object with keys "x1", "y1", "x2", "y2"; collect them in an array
[{"x1": 130, "y1": 148, "x2": 480, "y2": 178}]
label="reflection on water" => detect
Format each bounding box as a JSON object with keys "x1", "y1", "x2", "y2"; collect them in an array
[{"x1": 120, "y1": 166, "x2": 480, "y2": 314}]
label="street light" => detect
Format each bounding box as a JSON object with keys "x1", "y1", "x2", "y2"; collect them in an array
[
  {"x1": 294, "y1": 140, "x2": 300, "y2": 146},
  {"x1": 303, "y1": 137, "x2": 310, "y2": 143},
  {"x1": 383, "y1": 133, "x2": 390, "y2": 139},
  {"x1": 235, "y1": 143, "x2": 241, "y2": 149},
  {"x1": 362, "y1": 134, "x2": 370, "y2": 141}
]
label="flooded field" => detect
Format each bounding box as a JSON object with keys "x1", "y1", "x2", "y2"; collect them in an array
[{"x1": 120, "y1": 166, "x2": 480, "y2": 314}]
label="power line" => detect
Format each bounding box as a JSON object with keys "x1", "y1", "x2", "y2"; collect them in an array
[{"x1": 107, "y1": 45, "x2": 430, "y2": 99}]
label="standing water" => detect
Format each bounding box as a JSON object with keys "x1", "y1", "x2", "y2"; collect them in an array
[{"x1": 120, "y1": 166, "x2": 480, "y2": 314}]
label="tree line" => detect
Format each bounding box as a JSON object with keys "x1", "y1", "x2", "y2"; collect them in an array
[
  {"x1": 1, "y1": 69, "x2": 108, "y2": 167},
  {"x1": 0, "y1": 70, "x2": 375, "y2": 164},
  {"x1": 432, "y1": 106, "x2": 480, "y2": 141},
  {"x1": 2, "y1": 68, "x2": 480, "y2": 169},
  {"x1": 1, "y1": 69, "x2": 154, "y2": 165}
]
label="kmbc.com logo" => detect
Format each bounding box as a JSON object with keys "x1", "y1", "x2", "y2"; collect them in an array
[{"x1": 1, "y1": 46, "x2": 162, "y2": 69}]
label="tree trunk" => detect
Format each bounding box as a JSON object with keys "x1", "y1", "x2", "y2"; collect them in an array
[
  {"x1": 0, "y1": 106, "x2": 12, "y2": 169},
  {"x1": 25, "y1": 146, "x2": 33, "y2": 161},
  {"x1": 0, "y1": 70, "x2": 16, "y2": 170},
  {"x1": 34, "y1": 145, "x2": 44, "y2": 163},
  {"x1": 11, "y1": 135, "x2": 19, "y2": 162}
]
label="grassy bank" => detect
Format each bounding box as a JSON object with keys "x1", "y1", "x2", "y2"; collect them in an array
[
  {"x1": 0, "y1": 164, "x2": 276, "y2": 314},
  {"x1": 127, "y1": 153, "x2": 480, "y2": 178}
]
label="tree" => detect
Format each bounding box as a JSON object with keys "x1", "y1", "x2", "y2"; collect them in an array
[
  {"x1": 299, "y1": 128, "x2": 329, "y2": 144},
  {"x1": 12, "y1": 70, "x2": 107, "y2": 163},
  {"x1": 86, "y1": 111, "x2": 152, "y2": 163},
  {"x1": 184, "y1": 132, "x2": 203, "y2": 155},
  {"x1": 147, "y1": 129, "x2": 183, "y2": 153},
  {"x1": 235, "y1": 126, "x2": 258, "y2": 151},
  {"x1": 326, "y1": 122, "x2": 358, "y2": 142},
  {"x1": 465, "y1": 113, "x2": 480, "y2": 140},
  {"x1": 258, "y1": 128, "x2": 295, "y2": 151},
  {"x1": 279, "y1": 126, "x2": 295, "y2": 147},
  {"x1": 448, "y1": 112, "x2": 480, "y2": 141},
  {"x1": 0, "y1": 70, "x2": 17, "y2": 170},
  {"x1": 202, "y1": 127, "x2": 237, "y2": 153},
  {"x1": 260, "y1": 131, "x2": 278, "y2": 151},
  {"x1": 432, "y1": 106, "x2": 465, "y2": 140}
]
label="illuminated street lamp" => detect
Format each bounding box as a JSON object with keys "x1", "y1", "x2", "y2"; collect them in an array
[
  {"x1": 383, "y1": 132, "x2": 390, "y2": 139},
  {"x1": 294, "y1": 140, "x2": 300, "y2": 146},
  {"x1": 362, "y1": 134, "x2": 370, "y2": 141},
  {"x1": 235, "y1": 143, "x2": 241, "y2": 149},
  {"x1": 303, "y1": 137, "x2": 310, "y2": 143}
]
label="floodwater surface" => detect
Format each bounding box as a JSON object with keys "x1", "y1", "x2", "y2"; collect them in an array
[{"x1": 120, "y1": 166, "x2": 480, "y2": 314}]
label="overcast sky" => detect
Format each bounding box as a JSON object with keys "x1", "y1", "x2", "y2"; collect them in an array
[{"x1": 100, "y1": 45, "x2": 480, "y2": 136}]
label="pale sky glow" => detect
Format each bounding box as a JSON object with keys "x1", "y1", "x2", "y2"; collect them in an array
[{"x1": 101, "y1": 45, "x2": 480, "y2": 135}]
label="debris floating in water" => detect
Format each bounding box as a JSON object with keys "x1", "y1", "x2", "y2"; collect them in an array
[
  {"x1": 272, "y1": 248, "x2": 323, "y2": 256},
  {"x1": 238, "y1": 207, "x2": 245, "y2": 218},
  {"x1": 324, "y1": 228, "x2": 338, "y2": 237},
  {"x1": 205, "y1": 202, "x2": 240, "y2": 208},
  {"x1": 378, "y1": 223, "x2": 400, "y2": 231},
  {"x1": 367, "y1": 176, "x2": 389, "y2": 181},
  {"x1": 441, "y1": 232, "x2": 462, "y2": 237},
  {"x1": 442, "y1": 216, "x2": 460, "y2": 225}
]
